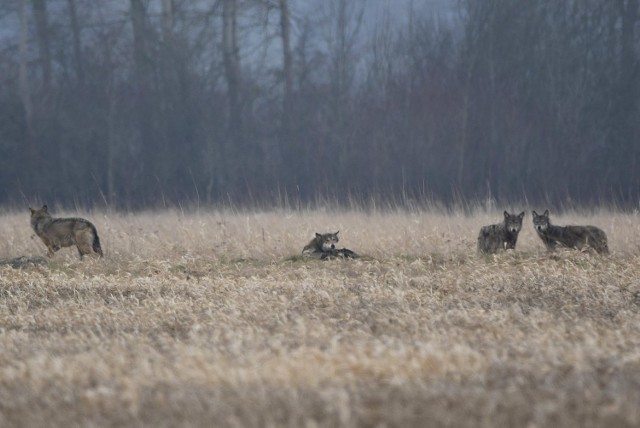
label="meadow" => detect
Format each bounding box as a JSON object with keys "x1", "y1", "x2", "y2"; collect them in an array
[{"x1": 1, "y1": 206, "x2": 639, "y2": 427}]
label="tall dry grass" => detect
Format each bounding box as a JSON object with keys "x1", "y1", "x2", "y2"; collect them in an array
[{"x1": 1, "y1": 207, "x2": 639, "y2": 427}]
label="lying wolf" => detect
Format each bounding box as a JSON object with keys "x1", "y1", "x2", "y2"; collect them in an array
[
  {"x1": 477, "y1": 211, "x2": 525, "y2": 254},
  {"x1": 532, "y1": 209, "x2": 609, "y2": 254},
  {"x1": 302, "y1": 231, "x2": 357, "y2": 259},
  {"x1": 30, "y1": 205, "x2": 103, "y2": 259}
]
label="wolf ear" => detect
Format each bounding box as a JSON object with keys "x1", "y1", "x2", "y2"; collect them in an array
[
  {"x1": 503, "y1": 211, "x2": 510, "y2": 219},
  {"x1": 518, "y1": 211, "x2": 525, "y2": 219},
  {"x1": 543, "y1": 209, "x2": 549, "y2": 216},
  {"x1": 315, "y1": 233, "x2": 322, "y2": 238},
  {"x1": 29, "y1": 207, "x2": 34, "y2": 214},
  {"x1": 42, "y1": 205, "x2": 48, "y2": 212},
  {"x1": 532, "y1": 210, "x2": 538, "y2": 217},
  {"x1": 335, "y1": 230, "x2": 340, "y2": 235}
]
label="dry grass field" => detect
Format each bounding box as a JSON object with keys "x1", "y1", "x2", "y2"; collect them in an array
[{"x1": 1, "y1": 206, "x2": 640, "y2": 427}]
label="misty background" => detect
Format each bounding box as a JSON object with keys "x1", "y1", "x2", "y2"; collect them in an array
[{"x1": 0, "y1": 0, "x2": 638, "y2": 210}]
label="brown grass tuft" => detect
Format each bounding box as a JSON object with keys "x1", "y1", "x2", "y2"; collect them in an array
[{"x1": 1, "y1": 208, "x2": 639, "y2": 427}]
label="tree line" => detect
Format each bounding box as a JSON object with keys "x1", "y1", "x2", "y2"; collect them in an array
[{"x1": 1, "y1": 0, "x2": 638, "y2": 209}]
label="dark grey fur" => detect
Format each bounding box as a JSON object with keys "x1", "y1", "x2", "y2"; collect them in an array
[
  {"x1": 477, "y1": 211, "x2": 525, "y2": 254},
  {"x1": 320, "y1": 248, "x2": 357, "y2": 260},
  {"x1": 532, "y1": 210, "x2": 609, "y2": 254},
  {"x1": 302, "y1": 231, "x2": 357, "y2": 259}
]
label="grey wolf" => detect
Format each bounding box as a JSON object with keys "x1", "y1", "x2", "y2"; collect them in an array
[
  {"x1": 532, "y1": 209, "x2": 609, "y2": 254},
  {"x1": 302, "y1": 231, "x2": 357, "y2": 259},
  {"x1": 477, "y1": 211, "x2": 525, "y2": 254},
  {"x1": 29, "y1": 205, "x2": 103, "y2": 259}
]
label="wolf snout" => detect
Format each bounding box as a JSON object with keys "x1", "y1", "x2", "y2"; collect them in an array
[{"x1": 331, "y1": 244, "x2": 336, "y2": 249}]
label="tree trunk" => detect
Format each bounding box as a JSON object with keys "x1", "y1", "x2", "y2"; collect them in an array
[
  {"x1": 130, "y1": 0, "x2": 155, "y2": 185},
  {"x1": 620, "y1": 0, "x2": 639, "y2": 182},
  {"x1": 279, "y1": 0, "x2": 293, "y2": 132},
  {"x1": 130, "y1": 0, "x2": 150, "y2": 83},
  {"x1": 32, "y1": 0, "x2": 52, "y2": 93},
  {"x1": 161, "y1": 0, "x2": 174, "y2": 45},
  {"x1": 67, "y1": 0, "x2": 85, "y2": 86},
  {"x1": 222, "y1": 0, "x2": 242, "y2": 135},
  {"x1": 18, "y1": 0, "x2": 34, "y2": 149}
]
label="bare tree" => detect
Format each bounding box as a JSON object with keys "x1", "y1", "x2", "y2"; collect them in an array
[
  {"x1": 129, "y1": 0, "x2": 157, "y2": 187},
  {"x1": 327, "y1": 0, "x2": 364, "y2": 104},
  {"x1": 130, "y1": 0, "x2": 151, "y2": 85},
  {"x1": 161, "y1": 0, "x2": 174, "y2": 39},
  {"x1": 222, "y1": 0, "x2": 242, "y2": 134},
  {"x1": 67, "y1": 0, "x2": 85, "y2": 86},
  {"x1": 31, "y1": 0, "x2": 52, "y2": 92},
  {"x1": 18, "y1": 0, "x2": 33, "y2": 148},
  {"x1": 614, "y1": 0, "x2": 639, "y2": 182},
  {"x1": 279, "y1": 0, "x2": 293, "y2": 131}
]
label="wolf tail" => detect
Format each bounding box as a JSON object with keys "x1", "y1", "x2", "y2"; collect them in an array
[{"x1": 92, "y1": 226, "x2": 104, "y2": 257}]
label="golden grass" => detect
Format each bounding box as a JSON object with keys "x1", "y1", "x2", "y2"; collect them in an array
[{"x1": 1, "y1": 208, "x2": 640, "y2": 427}]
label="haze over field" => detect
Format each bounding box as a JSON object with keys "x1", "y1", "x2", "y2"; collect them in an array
[{"x1": 0, "y1": 0, "x2": 639, "y2": 208}]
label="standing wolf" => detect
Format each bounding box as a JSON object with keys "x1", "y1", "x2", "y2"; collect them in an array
[
  {"x1": 477, "y1": 211, "x2": 525, "y2": 254},
  {"x1": 30, "y1": 205, "x2": 103, "y2": 259},
  {"x1": 302, "y1": 231, "x2": 357, "y2": 259},
  {"x1": 532, "y1": 210, "x2": 609, "y2": 254}
]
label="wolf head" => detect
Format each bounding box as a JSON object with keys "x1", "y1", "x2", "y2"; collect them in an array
[
  {"x1": 29, "y1": 205, "x2": 50, "y2": 221},
  {"x1": 504, "y1": 211, "x2": 525, "y2": 234},
  {"x1": 316, "y1": 231, "x2": 339, "y2": 251},
  {"x1": 531, "y1": 209, "x2": 550, "y2": 232},
  {"x1": 29, "y1": 205, "x2": 52, "y2": 232}
]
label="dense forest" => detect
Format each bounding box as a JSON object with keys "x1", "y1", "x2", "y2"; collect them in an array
[{"x1": 0, "y1": 0, "x2": 638, "y2": 209}]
